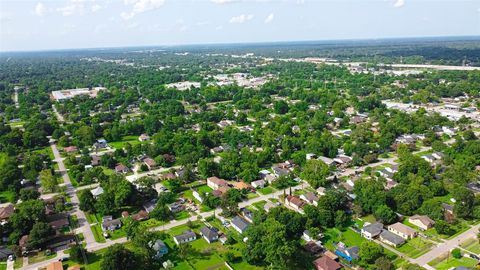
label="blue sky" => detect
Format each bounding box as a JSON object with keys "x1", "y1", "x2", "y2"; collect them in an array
[{"x1": 0, "y1": 0, "x2": 479, "y2": 52}]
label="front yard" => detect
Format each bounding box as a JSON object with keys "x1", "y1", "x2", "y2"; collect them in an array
[
  {"x1": 428, "y1": 254, "x2": 478, "y2": 270},
  {"x1": 395, "y1": 237, "x2": 433, "y2": 258}
]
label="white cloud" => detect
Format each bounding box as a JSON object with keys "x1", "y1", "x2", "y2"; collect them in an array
[
  {"x1": 92, "y1": 4, "x2": 102, "y2": 12},
  {"x1": 211, "y1": 0, "x2": 238, "y2": 4},
  {"x1": 57, "y1": 4, "x2": 78, "y2": 16},
  {"x1": 264, "y1": 13, "x2": 274, "y2": 24},
  {"x1": 229, "y1": 14, "x2": 254, "y2": 24},
  {"x1": 393, "y1": 0, "x2": 405, "y2": 8},
  {"x1": 34, "y1": 2, "x2": 47, "y2": 17},
  {"x1": 121, "y1": 0, "x2": 165, "y2": 20}
]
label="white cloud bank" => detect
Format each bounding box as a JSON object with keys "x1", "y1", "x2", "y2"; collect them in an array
[
  {"x1": 34, "y1": 2, "x2": 47, "y2": 17},
  {"x1": 121, "y1": 0, "x2": 165, "y2": 20},
  {"x1": 229, "y1": 14, "x2": 254, "y2": 24},
  {"x1": 393, "y1": 0, "x2": 405, "y2": 8},
  {"x1": 264, "y1": 13, "x2": 274, "y2": 23}
]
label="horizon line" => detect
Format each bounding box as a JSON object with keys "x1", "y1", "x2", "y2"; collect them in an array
[{"x1": 1, "y1": 34, "x2": 480, "y2": 55}]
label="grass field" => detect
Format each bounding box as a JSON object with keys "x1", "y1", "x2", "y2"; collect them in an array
[
  {"x1": 90, "y1": 224, "x2": 106, "y2": 243},
  {"x1": 460, "y1": 238, "x2": 480, "y2": 254},
  {"x1": 429, "y1": 254, "x2": 478, "y2": 270},
  {"x1": 396, "y1": 237, "x2": 433, "y2": 258},
  {"x1": 257, "y1": 186, "x2": 274, "y2": 195},
  {"x1": 27, "y1": 251, "x2": 57, "y2": 264},
  {"x1": 109, "y1": 136, "x2": 142, "y2": 149},
  {"x1": 0, "y1": 190, "x2": 16, "y2": 203}
]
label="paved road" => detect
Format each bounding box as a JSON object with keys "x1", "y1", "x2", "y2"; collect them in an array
[
  {"x1": 412, "y1": 223, "x2": 480, "y2": 267},
  {"x1": 50, "y1": 142, "x2": 96, "y2": 248}
]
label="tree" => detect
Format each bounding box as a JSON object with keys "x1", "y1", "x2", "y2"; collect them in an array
[
  {"x1": 197, "y1": 158, "x2": 217, "y2": 178},
  {"x1": 178, "y1": 242, "x2": 193, "y2": 260},
  {"x1": 359, "y1": 241, "x2": 384, "y2": 264},
  {"x1": 300, "y1": 160, "x2": 330, "y2": 188},
  {"x1": 374, "y1": 205, "x2": 398, "y2": 225},
  {"x1": 11, "y1": 200, "x2": 46, "y2": 235},
  {"x1": 375, "y1": 256, "x2": 394, "y2": 270},
  {"x1": 101, "y1": 244, "x2": 138, "y2": 270},
  {"x1": 27, "y1": 222, "x2": 54, "y2": 249},
  {"x1": 353, "y1": 178, "x2": 386, "y2": 214},
  {"x1": 451, "y1": 248, "x2": 462, "y2": 259},
  {"x1": 150, "y1": 204, "x2": 172, "y2": 221},
  {"x1": 274, "y1": 100, "x2": 289, "y2": 114},
  {"x1": 39, "y1": 169, "x2": 57, "y2": 193},
  {"x1": 19, "y1": 189, "x2": 40, "y2": 201},
  {"x1": 79, "y1": 189, "x2": 96, "y2": 212},
  {"x1": 453, "y1": 188, "x2": 475, "y2": 219},
  {"x1": 69, "y1": 243, "x2": 87, "y2": 263},
  {"x1": 435, "y1": 220, "x2": 456, "y2": 236}
]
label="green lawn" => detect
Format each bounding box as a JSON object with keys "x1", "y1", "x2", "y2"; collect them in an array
[
  {"x1": 33, "y1": 146, "x2": 55, "y2": 161},
  {"x1": 460, "y1": 238, "x2": 480, "y2": 254},
  {"x1": 396, "y1": 237, "x2": 433, "y2": 258},
  {"x1": 139, "y1": 218, "x2": 167, "y2": 228},
  {"x1": 323, "y1": 228, "x2": 366, "y2": 250},
  {"x1": 174, "y1": 211, "x2": 191, "y2": 220},
  {"x1": 429, "y1": 255, "x2": 478, "y2": 270},
  {"x1": 0, "y1": 262, "x2": 6, "y2": 270},
  {"x1": 28, "y1": 251, "x2": 57, "y2": 264},
  {"x1": 90, "y1": 224, "x2": 106, "y2": 243},
  {"x1": 252, "y1": 200, "x2": 267, "y2": 210},
  {"x1": 109, "y1": 136, "x2": 142, "y2": 149},
  {"x1": 0, "y1": 190, "x2": 16, "y2": 203},
  {"x1": 257, "y1": 187, "x2": 274, "y2": 195}
]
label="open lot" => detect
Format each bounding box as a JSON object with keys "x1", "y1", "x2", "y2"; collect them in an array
[
  {"x1": 460, "y1": 238, "x2": 480, "y2": 254},
  {"x1": 428, "y1": 254, "x2": 478, "y2": 270},
  {"x1": 396, "y1": 237, "x2": 434, "y2": 258}
]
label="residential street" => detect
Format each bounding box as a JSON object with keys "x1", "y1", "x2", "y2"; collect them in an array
[
  {"x1": 50, "y1": 142, "x2": 96, "y2": 248},
  {"x1": 412, "y1": 223, "x2": 480, "y2": 267}
]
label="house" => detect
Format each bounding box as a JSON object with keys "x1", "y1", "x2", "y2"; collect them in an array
[
  {"x1": 47, "y1": 261, "x2": 63, "y2": 270},
  {"x1": 379, "y1": 230, "x2": 406, "y2": 247},
  {"x1": 0, "y1": 247, "x2": 14, "y2": 261},
  {"x1": 200, "y1": 226, "x2": 219, "y2": 243},
  {"x1": 442, "y1": 203, "x2": 455, "y2": 222},
  {"x1": 47, "y1": 213, "x2": 70, "y2": 230},
  {"x1": 251, "y1": 179, "x2": 266, "y2": 189},
  {"x1": 94, "y1": 139, "x2": 108, "y2": 149},
  {"x1": 301, "y1": 192, "x2": 319, "y2": 206},
  {"x1": 0, "y1": 203, "x2": 14, "y2": 224},
  {"x1": 316, "y1": 187, "x2": 326, "y2": 196},
  {"x1": 212, "y1": 186, "x2": 230, "y2": 197},
  {"x1": 173, "y1": 230, "x2": 196, "y2": 245},
  {"x1": 303, "y1": 230, "x2": 320, "y2": 242},
  {"x1": 210, "y1": 146, "x2": 224, "y2": 154},
  {"x1": 231, "y1": 216, "x2": 250, "y2": 234},
  {"x1": 192, "y1": 190, "x2": 203, "y2": 203},
  {"x1": 138, "y1": 134, "x2": 150, "y2": 142},
  {"x1": 285, "y1": 195, "x2": 305, "y2": 213},
  {"x1": 45, "y1": 234, "x2": 75, "y2": 251},
  {"x1": 361, "y1": 223, "x2": 383, "y2": 240},
  {"x1": 91, "y1": 155, "x2": 101, "y2": 166},
  {"x1": 272, "y1": 166, "x2": 290, "y2": 177},
  {"x1": 233, "y1": 181, "x2": 251, "y2": 191},
  {"x1": 115, "y1": 164, "x2": 129, "y2": 174},
  {"x1": 335, "y1": 243, "x2": 359, "y2": 262},
  {"x1": 306, "y1": 153, "x2": 318, "y2": 160},
  {"x1": 150, "y1": 239, "x2": 168, "y2": 259},
  {"x1": 304, "y1": 241, "x2": 323, "y2": 255},
  {"x1": 63, "y1": 146, "x2": 78, "y2": 153},
  {"x1": 102, "y1": 216, "x2": 122, "y2": 231},
  {"x1": 143, "y1": 158, "x2": 157, "y2": 170},
  {"x1": 207, "y1": 176, "x2": 228, "y2": 190},
  {"x1": 318, "y1": 156, "x2": 336, "y2": 166},
  {"x1": 143, "y1": 200, "x2": 157, "y2": 213},
  {"x1": 333, "y1": 155, "x2": 353, "y2": 167},
  {"x1": 131, "y1": 210, "x2": 149, "y2": 221},
  {"x1": 313, "y1": 255, "x2": 342, "y2": 270},
  {"x1": 388, "y1": 222, "x2": 417, "y2": 239},
  {"x1": 240, "y1": 208, "x2": 254, "y2": 223},
  {"x1": 408, "y1": 215, "x2": 435, "y2": 230},
  {"x1": 168, "y1": 202, "x2": 185, "y2": 213},
  {"x1": 90, "y1": 186, "x2": 104, "y2": 198}
]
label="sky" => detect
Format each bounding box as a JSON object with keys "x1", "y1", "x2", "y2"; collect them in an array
[{"x1": 0, "y1": 0, "x2": 479, "y2": 52}]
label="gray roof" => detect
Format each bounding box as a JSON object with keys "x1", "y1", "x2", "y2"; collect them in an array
[
  {"x1": 232, "y1": 216, "x2": 249, "y2": 232},
  {"x1": 200, "y1": 226, "x2": 218, "y2": 241},
  {"x1": 380, "y1": 230, "x2": 405, "y2": 246},
  {"x1": 174, "y1": 230, "x2": 196, "y2": 242},
  {"x1": 362, "y1": 222, "x2": 383, "y2": 236}
]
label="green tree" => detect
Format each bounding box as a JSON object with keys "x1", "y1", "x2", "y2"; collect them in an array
[
  {"x1": 79, "y1": 189, "x2": 96, "y2": 212},
  {"x1": 451, "y1": 248, "x2": 462, "y2": 259},
  {"x1": 101, "y1": 244, "x2": 139, "y2": 270},
  {"x1": 300, "y1": 159, "x2": 330, "y2": 188},
  {"x1": 375, "y1": 256, "x2": 394, "y2": 270},
  {"x1": 27, "y1": 222, "x2": 54, "y2": 249},
  {"x1": 359, "y1": 241, "x2": 384, "y2": 264},
  {"x1": 39, "y1": 169, "x2": 57, "y2": 193}
]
